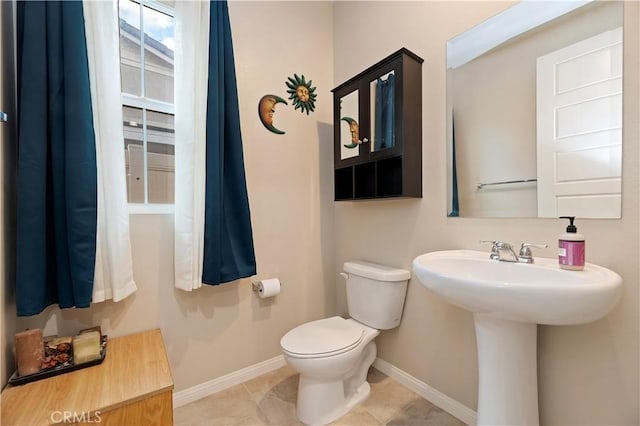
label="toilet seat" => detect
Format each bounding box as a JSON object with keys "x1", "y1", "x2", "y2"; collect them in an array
[{"x1": 281, "y1": 316, "x2": 364, "y2": 358}]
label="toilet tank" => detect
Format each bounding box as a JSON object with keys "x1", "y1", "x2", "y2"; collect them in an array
[{"x1": 344, "y1": 260, "x2": 410, "y2": 330}]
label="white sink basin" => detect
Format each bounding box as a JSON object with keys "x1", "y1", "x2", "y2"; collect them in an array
[
  {"x1": 412, "y1": 249, "x2": 622, "y2": 325},
  {"x1": 412, "y1": 249, "x2": 623, "y2": 426}
]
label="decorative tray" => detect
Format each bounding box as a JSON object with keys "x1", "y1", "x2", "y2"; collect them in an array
[{"x1": 8, "y1": 335, "x2": 108, "y2": 386}]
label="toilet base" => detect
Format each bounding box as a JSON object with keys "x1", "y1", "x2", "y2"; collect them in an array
[
  {"x1": 348, "y1": 381, "x2": 371, "y2": 410},
  {"x1": 296, "y1": 377, "x2": 371, "y2": 426},
  {"x1": 295, "y1": 341, "x2": 377, "y2": 426}
]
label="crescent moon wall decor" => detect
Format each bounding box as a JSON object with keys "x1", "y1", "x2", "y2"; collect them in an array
[
  {"x1": 258, "y1": 94, "x2": 288, "y2": 134},
  {"x1": 285, "y1": 74, "x2": 317, "y2": 115},
  {"x1": 341, "y1": 117, "x2": 360, "y2": 148}
]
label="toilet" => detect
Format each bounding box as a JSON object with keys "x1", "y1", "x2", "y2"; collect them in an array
[{"x1": 280, "y1": 260, "x2": 410, "y2": 425}]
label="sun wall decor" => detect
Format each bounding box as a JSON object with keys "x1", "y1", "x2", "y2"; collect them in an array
[{"x1": 285, "y1": 74, "x2": 317, "y2": 115}]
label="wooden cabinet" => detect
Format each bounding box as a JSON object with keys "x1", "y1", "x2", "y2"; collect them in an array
[
  {"x1": 1, "y1": 329, "x2": 174, "y2": 426},
  {"x1": 332, "y1": 48, "x2": 423, "y2": 200}
]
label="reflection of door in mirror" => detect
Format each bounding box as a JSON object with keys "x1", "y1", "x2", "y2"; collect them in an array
[
  {"x1": 370, "y1": 71, "x2": 395, "y2": 152},
  {"x1": 537, "y1": 27, "x2": 622, "y2": 219},
  {"x1": 340, "y1": 90, "x2": 359, "y2": 160},
  {"x1": 445, "y1": 1, "x2": 623, "y2": 218}
]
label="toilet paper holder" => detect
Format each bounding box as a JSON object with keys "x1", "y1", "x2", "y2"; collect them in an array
[{"x1": 252, "y1": 280, "x2": 283, "y2": 291}]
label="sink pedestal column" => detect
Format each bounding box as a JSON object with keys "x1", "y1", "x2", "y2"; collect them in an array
[{"x1": 474, "y1": 314, "x2": 539, "y2": 426}]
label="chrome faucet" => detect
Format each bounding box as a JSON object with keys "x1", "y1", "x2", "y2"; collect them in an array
[{"x1": 481, "y1": 241, "x2": 547, "y2": 263}]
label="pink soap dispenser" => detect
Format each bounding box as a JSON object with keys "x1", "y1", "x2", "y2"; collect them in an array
[{"x1": 558, "y1": 216, "x2": 585, "y2": 270}]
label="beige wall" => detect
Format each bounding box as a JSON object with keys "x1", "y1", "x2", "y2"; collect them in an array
[
  {"x1": 333, "y1": 1, "x2": 639, "y2": 424},
  {"x1": 12, "y1": 1, "x2": 335, "y2": 392}
]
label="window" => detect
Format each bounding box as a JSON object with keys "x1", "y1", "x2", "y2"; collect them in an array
[{"x1": 119, "y1": 0, "x2": 175, "y2": 205}]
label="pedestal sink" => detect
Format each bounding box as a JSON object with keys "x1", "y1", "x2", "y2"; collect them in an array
[{"x1": 412, "y1": 250, "x2": 622, "y2": 426}]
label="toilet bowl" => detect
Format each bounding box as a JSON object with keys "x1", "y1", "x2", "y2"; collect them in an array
[
  {"x1": 280, "y1": 260, "x2": 410, "y2": 425},
  {"x1": 281, "y1": 316, "x2": 379, "y2": 426}
]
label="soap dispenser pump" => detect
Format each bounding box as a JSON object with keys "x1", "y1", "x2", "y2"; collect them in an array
[{"x1": 558, "y1": 216, "x2": 585, "y2": 270}]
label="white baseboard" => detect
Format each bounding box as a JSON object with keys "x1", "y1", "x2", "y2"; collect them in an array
[
  {"x1": 173, "y1": 355, "x2": 286, "y2": 408},
  {"x1": 373, "y1": 358, "x2": 477, "y2": 426},
  {"x1": 172, "y1": 353, "x2": 476, "y2": 425}
]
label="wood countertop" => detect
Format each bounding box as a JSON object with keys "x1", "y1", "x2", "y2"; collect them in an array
[{"x1": 1, "y1": 328, "x2": 174, "y2": 425}]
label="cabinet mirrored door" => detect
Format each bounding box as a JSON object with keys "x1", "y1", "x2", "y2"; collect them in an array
[
  {"x1": 339, "y1": 89, "x2": 360, "y2": 161},
  {"x1": 370, "y1": 70, "x2": 395, "y2": 152}
]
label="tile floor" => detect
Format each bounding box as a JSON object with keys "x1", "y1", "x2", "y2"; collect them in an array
[{"x1": 174, "y1": 365, "x2": 467, "y2": 425}]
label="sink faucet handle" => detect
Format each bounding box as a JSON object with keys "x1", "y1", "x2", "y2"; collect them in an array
[
  {"x1": 482, "y1": 240, "x2": 514, "y2": 249},
  {"x1": 480, "y1": 240, "x2": 502, "y2": 260},
  {"x1": 520, "y1": 242, "x2": 548, "y2": 250},
  {"x1": 480, "y1": 240, "x2": 500, "y2": 250},
  {"x1": 519, "y1": 242, "x2": 548, "y2": 263}
]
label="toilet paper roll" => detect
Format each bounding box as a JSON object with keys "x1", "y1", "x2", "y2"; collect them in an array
[{"x1": 257, "y1": 278, "x2": 281, "y2": 298}]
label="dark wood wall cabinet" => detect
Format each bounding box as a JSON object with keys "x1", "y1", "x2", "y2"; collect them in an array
[{"x1": 332, "y1": 48, "x2": 423, "y2": 201}]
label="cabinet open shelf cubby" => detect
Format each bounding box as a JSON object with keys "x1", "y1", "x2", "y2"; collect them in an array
[
  {"x1": 354, "y1": 162, "x2": 376, "y2": 198},
  {"x1": 334, "y1": 156, "x2": 418, "y2": 201},
  {"x1": 377, "y1": 156, "x2": 403, "y2": 197},
  {"x1": 334, "y1": 167, "x2": 353, "y2": 200}
]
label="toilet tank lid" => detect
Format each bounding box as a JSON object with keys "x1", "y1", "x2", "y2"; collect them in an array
[{"x1": 344, "y1": 260, "x2": 411, "y2": 282}]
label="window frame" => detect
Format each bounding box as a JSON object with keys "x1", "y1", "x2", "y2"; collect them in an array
[{"x1": 119, "y1": 0, "x2": 176, "y2": 214}]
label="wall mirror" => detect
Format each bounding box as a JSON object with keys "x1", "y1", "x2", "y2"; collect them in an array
[{"x1": 446, "y1": 1, "x2": 623, "y2": 218}]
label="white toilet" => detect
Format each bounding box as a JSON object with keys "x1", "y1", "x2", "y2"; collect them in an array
[{"x1": 280, "y1": 260, "x2": 410, "y2": 425}]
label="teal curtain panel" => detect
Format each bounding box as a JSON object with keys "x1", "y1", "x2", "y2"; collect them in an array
[
  {"x1": 16, "y1": 0, "x2": 97, "y2": 315},
  {"x1": 449, "y1": 111, "x2": 459, "y2": 217},
  {"x1": 202, "y1": 0, "x2": 256, "y2": 285}
]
